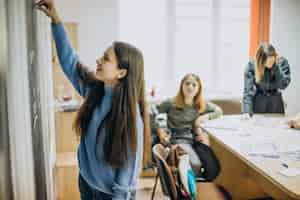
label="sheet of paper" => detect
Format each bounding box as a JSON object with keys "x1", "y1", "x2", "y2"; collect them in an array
[
  {"x1": 204, "y1": 115, "x2": 298, "y2": 161},
  {"x1": 241, "y1": 142, "x2": 280, "y2": 158},
  {"x1": 204, "y1": 115, "x2": 288, "y2": 131},
  {"x1": 279, "y1": 168, "x2": 300, "y2": 177}
]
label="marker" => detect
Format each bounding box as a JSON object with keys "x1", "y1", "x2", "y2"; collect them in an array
[{"x1": 282, "y1": 163, "x2": 289, "y2": 168}]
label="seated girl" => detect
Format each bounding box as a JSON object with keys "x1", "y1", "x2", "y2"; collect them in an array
[{"x1": 152, "y1": 73, "x2": 222, "y2": 176}]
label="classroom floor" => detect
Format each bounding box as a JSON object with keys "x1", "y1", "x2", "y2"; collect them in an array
[{"x1": 136, "y1": 177, "x2": 168, "y2": 199}]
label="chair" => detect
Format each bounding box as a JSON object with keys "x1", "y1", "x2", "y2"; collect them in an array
[
  {"x1": 151, "y1": 143, "x2": 228, "y2": 200},
  {"x1": 151, "y1": 144, "x2": 178, "y2": 200},
  {"x1": 210, "y1": 98, "x2": 241, "y2": 115}
]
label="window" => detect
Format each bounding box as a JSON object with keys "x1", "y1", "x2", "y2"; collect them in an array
[{"x1": 118, "y1": 0, "x2": 250, "y2": 99}]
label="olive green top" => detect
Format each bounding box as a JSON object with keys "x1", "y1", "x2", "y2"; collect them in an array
[{"x1": 153, "y1": 99, "x2": 223, "y2": 130}]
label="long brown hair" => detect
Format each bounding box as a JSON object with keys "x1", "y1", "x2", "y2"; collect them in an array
[
  {"x1": 174, "y1": 73, "x2": 206, "y2": 113},
  {"x1": 73, "y1": 41, "x2": 150, "y2": 168},
  {"x1": 255, "y1": 43, "x2": 277, "y2": 83}
]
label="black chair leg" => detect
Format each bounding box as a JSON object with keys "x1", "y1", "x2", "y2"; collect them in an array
[
  {"x1": 151, "y1": 173, "x2": 159, "y2": 200},
  {"x1": 217, "y1": 185, "x2": 232, "y2": 200}
]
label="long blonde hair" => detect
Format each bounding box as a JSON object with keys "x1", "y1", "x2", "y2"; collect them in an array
[
  {"x1": 255, "y1": 43, "x2": 277, "y2": 83},
  {"x1": 175, "y1": 73, "x2": 206, "y2": 113}
]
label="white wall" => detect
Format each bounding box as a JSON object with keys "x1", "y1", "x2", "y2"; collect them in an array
[
  {"x1": 56, "y1": 0, "x2": 118, "y2": 66},
  {"x1": 216, "y1": 0, "x2": 250, "y2": 97},
  {"x1": 271, "y1": 0, "x2": 300, "y2": 115},
  {"x1": 118, "y1": 0, "x2": 170, "y2": 98}
]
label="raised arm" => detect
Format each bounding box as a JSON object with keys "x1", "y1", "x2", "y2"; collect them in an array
[
  {"x1": 270, "y1": 57, "x2": 291, "y2": 90},
  {"x1": 35, "y1": 0, "x2": 90, "y2": 96},
  {"x1": 52, "y1": 23, "x2": 89, "y2": 96}
]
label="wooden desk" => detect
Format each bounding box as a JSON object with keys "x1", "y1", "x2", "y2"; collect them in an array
[{"x1": 203, "y1": 115, "x2": 300, "y2": 200}]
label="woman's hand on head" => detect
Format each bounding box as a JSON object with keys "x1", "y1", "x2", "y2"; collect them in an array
[{"x1": 35, "y1": 0, "x2": 61, "y2": 24}]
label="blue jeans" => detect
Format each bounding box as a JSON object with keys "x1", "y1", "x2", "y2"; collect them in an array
[{"x1": 78, "y1": 175, "x2": 136, "y2": 200}]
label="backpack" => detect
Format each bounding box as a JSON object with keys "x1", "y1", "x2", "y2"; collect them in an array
[{"x1": 151, "y1": 144, "x2": 197, "y2": 200}]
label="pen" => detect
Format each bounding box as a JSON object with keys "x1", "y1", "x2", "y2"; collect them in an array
[{"x1": 282, "y1": 163, "x2": 289, "y2": 168}]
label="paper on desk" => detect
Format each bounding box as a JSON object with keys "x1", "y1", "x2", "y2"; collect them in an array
[
  {"x1": 279, "y1": 144, "x2": 300, "y2": 161},
  {"x1": 281, "y1": 151, "x2": 300, "y2": 161},
  {"x1": 203, "y1": 115, "x2": 241, "y2": 129},
  {"x1": 204, "y1": 115, "x2": 288, "y2": 131},
  {"x1": 279, "y1": 168, "x2": 300, "y2": 177},
  {"x1": 280, "y1": 144, "x2": 300, "y2": 153},
  {"x1": 251, "y1": 115, "x2": 287, "y2": 128},
  {"x1": 240, "y1": 142, "x2": 280, "y2": 158}
]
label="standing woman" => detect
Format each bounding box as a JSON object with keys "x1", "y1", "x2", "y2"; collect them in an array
[
  {"x1": 242, "y1": 43, "x2": 291, "y2": 115},
  {"x1": 35, "y1": 1, "x2": 150, "y2": 199}
]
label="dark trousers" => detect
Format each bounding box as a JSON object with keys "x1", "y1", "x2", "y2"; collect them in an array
[
  {"x1": 253, "y1": 93, "x2": 285, "y2": 114},
  {"x1": 78, "y1": 175, "x2": 136, "y2": 200}
]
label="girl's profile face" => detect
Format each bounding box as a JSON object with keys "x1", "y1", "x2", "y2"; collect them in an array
[
  {"x1": 95, "y1": 47, "x2": 126, "y2": 86},
  {"x1": 182, "y1": 76, "x2": 199, "y2": 99}
]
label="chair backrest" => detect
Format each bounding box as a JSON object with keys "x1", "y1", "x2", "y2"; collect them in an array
[
  {"x1": 210, "y1": 99, "x2": 241, "y2": 115},
  {"x1": 152, "y1": 144, "x2": 178, "y2": 200}
]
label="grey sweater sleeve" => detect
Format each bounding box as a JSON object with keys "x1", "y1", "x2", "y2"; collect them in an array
[
  {"x1": 242, "y1": 61, "x2": 256, "y2": 114},
  {"x1": 156, "y1": 99, "x2": 173, "y2": 114},
  {"x1": 205, "y1": 101, "x2": 223, "y2": 120},
  {"x1": 270, "y1": 57, "x2": 291, "y2": 90},
  {"x1": 151, "y1": 99, "x2": 173, "y2": 129}
]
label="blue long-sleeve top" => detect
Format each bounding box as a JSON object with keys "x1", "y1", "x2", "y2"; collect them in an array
[
  {"x1": 242, "y1": 57, "x2": 291, "y2": 114},
  {"x1": 52, "y1": 23, "x2": 144, "y2": 200}
]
